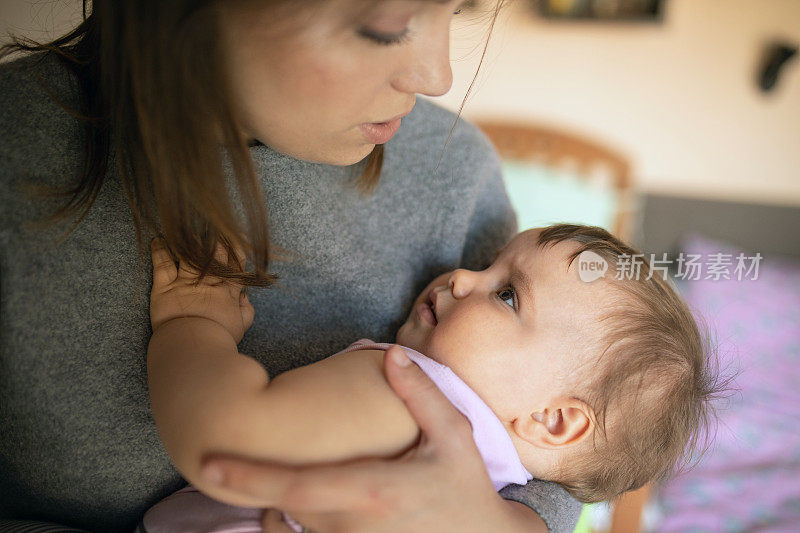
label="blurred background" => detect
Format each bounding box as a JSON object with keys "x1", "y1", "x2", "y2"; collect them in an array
[
  {"x1": 2, "y1": 1, "x2": 799, "y2": 531},
  {"x1": 444, "y1": 0, "x2": 800, "y2": 206}
]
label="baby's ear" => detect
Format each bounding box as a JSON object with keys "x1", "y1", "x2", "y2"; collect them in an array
[{"x1": 513, "y1": 398, "x2": 594, "y2": 450}]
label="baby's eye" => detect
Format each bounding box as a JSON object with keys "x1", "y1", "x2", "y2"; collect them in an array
[{"x1": 496, "y1": 286, "x2": 516, "y2": 310}]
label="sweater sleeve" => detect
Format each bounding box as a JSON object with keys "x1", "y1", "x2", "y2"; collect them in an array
[
  {"x1": 458, "y1": 137, "x2": 584, "y2": 533},
  {"x1": 499, "y1": 480, "x2": 584, "y2": 533}
]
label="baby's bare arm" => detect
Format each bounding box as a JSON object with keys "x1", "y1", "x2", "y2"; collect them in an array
[{"x1": 148, "y1": 317, "x2": 419, "y2": 508}]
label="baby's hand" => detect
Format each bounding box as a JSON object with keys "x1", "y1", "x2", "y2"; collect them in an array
[{"x1": 149, "y1": 237, "x2": 255, "y2": 343}]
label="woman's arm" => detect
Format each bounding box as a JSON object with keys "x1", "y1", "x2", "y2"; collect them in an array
[{"x1": 147, "y1": 239, "x2": 418, "y2": 508}]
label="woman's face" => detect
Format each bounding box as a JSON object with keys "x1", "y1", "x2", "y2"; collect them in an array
[{"x1": 219, "y1": 0, "x2": 465, "y2": 165}]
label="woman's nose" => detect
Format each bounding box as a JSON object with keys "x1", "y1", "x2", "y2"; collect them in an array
[
  {"x1": 392, "y1": 26, "x2": 453, "y2": 97},
  {"x1": 448, "y1": 269, "x2": 477, "y2": 299}
]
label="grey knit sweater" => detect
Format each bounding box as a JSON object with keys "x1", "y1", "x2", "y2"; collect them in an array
[{"x1": 0, "y1": 53, "x2": 582, "y2": 532}]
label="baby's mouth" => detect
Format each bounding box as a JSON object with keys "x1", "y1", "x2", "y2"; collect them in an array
[
  {"x1": 428, "y1": 301, "x2": 438, "y2": 325},
  {"x1": 426, "y1": 290, "x2": 439, "y2": 324},
  {"x1": 415, "y1": 289, "x2": 438, "y2": 327}
]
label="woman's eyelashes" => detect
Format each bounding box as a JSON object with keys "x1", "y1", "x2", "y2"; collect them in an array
[
  {"x1": 357, "y1": 27, "x2": 412, "y2": 46},
  {"x1": 496, "y1": 286, "x2": 517, "y2": 310},
  {"x1": 357, "y1": 6, "x2": 464, "y2": 46}
]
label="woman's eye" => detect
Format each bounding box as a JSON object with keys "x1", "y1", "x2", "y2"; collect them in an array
[
  {"x1": 357, "y1": 27, "x2": 411, "y2": 46},
  {"x1": 358, "y1": 4, "x2": 462, "y2": 46},
  {"x1": 496, "y1": 286, "x2": 516, "y2": 310}
]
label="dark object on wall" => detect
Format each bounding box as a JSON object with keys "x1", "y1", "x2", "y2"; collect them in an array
[
  {"x1": 757, "y1": 42, "x2": 798, "y2": 93},
  {"x1": 535, "y1": 0, "x2": 665, "y2": 22}
]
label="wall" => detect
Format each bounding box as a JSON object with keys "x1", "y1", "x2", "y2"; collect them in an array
[
  {"x1": 438, "y1": 0, "x2": 800, "y2": 206},
  {"x1": 1, "y1": 0, "x2": 82, "y2": 46}
]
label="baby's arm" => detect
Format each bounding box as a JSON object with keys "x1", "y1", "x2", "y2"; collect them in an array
[{"x1": 147, "y1": 239, "x2": 419, "y2": 508}]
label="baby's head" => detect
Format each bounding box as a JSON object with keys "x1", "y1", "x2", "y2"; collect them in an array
[{"x1": 396, "y1": 223, "x2": 719, "y2": 503}]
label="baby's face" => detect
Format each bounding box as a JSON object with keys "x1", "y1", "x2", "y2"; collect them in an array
[{"x1": 396, "y1": 229, "x2": 611, "y2": 421}]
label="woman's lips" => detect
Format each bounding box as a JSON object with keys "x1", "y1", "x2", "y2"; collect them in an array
[
  {"x1": 416, "y1": 302, "x2": 437, "y2": 326},
  {"x1": 359, "y1": 117, "x2": 402, "y2": 144}
]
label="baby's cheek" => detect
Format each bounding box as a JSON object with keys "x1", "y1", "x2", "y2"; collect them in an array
[{"x1": 424, "y1": 320, "x2": 474, "y2": 366}]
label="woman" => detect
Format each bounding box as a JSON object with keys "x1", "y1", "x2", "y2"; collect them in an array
[{"x1": 0, "y1": 0, "x2": 582, "y2": 531}]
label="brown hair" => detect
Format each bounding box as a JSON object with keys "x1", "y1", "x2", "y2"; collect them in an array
[
  {"x1": 536, "y1": 224, "x2": 727, "y2": 503},
  {"x1": 1, "y1": 0, "x2": 505, "y2": 286}
]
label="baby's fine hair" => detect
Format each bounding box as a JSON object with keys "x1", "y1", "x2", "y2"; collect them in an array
[{"x1": 536, "y1": 224, "x2": 724, "y2": 503}]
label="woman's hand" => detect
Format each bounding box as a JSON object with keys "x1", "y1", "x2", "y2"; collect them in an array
[
  {"x1": 149, "y1": 237, "x2": 254, "y2": 343},
  {"x1": 197, "y1": 345, "x2": 547, "y2": 533}
]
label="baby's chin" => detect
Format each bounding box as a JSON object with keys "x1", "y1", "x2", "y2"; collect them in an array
[
  {"x1": 395, "y1": 321, "x2": 424, "y2": 354},
  {"x1": 394, "y1": 321, "x2": 412, "y2": 347}
]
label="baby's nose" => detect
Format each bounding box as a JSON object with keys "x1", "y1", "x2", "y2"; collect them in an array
[{"x1": 448, "y1": 269, "x2": 476, "y2": 298}]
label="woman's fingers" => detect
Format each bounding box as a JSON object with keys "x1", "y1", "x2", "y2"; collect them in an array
[
  {"x1": 200, "y1": 454, "x2": 398, "y2": 513},
  {"x1": 261, "y1": 507, "x2": 296, "y2": 532},
  {"x1": 150, "y1": 237, "x2": 178, "y2": 288},
  {"x1": 382, "y1": 345, "x2": 475, "y2": 451}
]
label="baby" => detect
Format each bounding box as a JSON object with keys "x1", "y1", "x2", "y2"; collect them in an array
[{"x1": 140, "y1": 224, "x2": 717, "y2": 532}]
